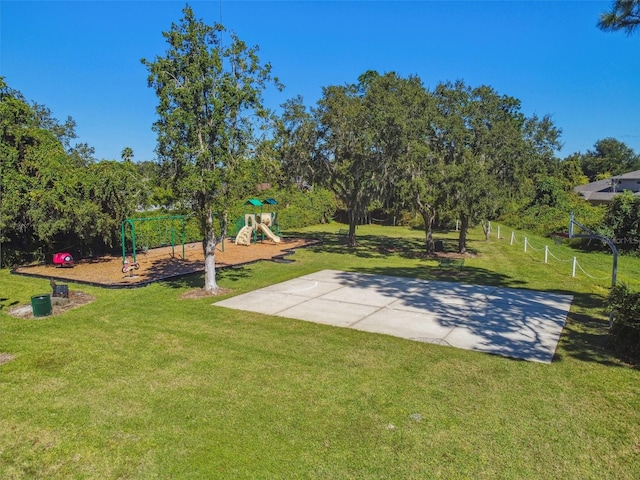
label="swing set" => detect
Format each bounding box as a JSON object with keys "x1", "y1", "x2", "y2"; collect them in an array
[{"x1": 121, "y1": 215, "x2": 189, "y2": 266}]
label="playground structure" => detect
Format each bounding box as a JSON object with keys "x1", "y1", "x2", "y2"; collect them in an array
[
  {"x1": 13, "y1": 198, "x2": 317, "y2": 287},
  {"x1": 235, "y1": 199, "x2": 281, "y2": 246}
]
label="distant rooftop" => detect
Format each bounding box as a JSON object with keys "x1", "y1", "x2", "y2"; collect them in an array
[{"x1": 574, "y1": 170, "x2": 640, "y2": 204}]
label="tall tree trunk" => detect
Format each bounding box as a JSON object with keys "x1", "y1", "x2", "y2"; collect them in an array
[
  {"x1": 458, "y1": 214, "x2": 469, "y2": 254},
  {"x1": 481, "y1": 220, "x2": 490, "y2": 240},
  {"x1": 420, "y1": 209, "x2": 436, "y2": 253},
  {"x1": 347, "y1": 208, "x2": 358, "y2": 247},
  {"x1": 203, "y1": 207, "x2": 219, "y2": 293}
]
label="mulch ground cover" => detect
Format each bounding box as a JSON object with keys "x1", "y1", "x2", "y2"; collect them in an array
[{"x1": 12, "y1": 237, "x2": 318, "y2": 288}]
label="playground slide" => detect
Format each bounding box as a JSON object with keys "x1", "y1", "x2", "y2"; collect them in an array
[
  {"x1": 257, "y1": 223, "x2": 281, "y2": 243},
  {"x1": 235, "y1": 225, "x2": 253, "y2": 246}
]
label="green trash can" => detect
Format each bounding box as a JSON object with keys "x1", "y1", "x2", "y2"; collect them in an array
[{"x1": 31, "y1": 294, "x2": 52, "y2": 317}]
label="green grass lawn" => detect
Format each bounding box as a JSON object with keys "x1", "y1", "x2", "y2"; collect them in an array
[{"x1": 1, "y1": 223, "x2": 639, "y2": 479}]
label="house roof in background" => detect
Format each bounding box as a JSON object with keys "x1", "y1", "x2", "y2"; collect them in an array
[{"x1": 574, "y1": 169, "x2": 640, "y2": 203}]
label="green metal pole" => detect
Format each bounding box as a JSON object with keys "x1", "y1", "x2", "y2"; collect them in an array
[
  {"x1": 121, "y1": 219, "x2": 137, "y2": 263},
  {"x1": 181, "y1": 217, "x2": 186, "y2": 259},
  {"x1": 171, "y1": 222, "x2": 175, "y2": 258},
  {"x1": 131, "y1": 220, "x2": 137, "y2": 264},
  {"x1": 121, "y1": 221, "x2": 126, "y2": 264},
  {"x1": 123, "y1": 218, "x2": 140, "y2": 264}
]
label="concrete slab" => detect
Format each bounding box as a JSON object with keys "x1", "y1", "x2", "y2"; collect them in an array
[
  {"x1": 353, "y1": 308, "x2": 459, "y2": 343},
  {"x1": 260, "y1": 278, "x2": 343, "y2": 297},
  {"x1": 320, "y1": 286, "x2": 398, "y2": 308},
  {"x1": 302, "y1": 270, "x2": 424, "y2": 292},
  {"x1": 213, "y1": 270, "x2": 573, "y2": 363},
  {"x1": 216, "y1": 290, "x2": 308, "y2": 316},
  {"x1": 278, "y1": 297, "x2": 380, "y2": 327}
]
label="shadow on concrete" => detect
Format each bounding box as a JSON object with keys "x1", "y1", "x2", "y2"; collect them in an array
[
  {"x1": 317, "y1": 270, "x2": 565, "y2": 363},
  {"x1": 281, "y1": 230, "x2": 628, "y2": 367},
  {"x1": 333, "y1": 267, "x2": 622, "y2": 367}
]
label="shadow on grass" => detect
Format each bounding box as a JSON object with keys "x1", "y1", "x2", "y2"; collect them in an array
[
  {"x1": 161, "y1": 272, "x2": 204, "y2": 289},
  {"x1": 218, "y1": 266, "x2": 253, "y2": 283},
  {"x1": 555, "y1": 292, "x2": 624, "y2": 367},
  {"x1": 161, "y1": 264, "x2": 252, "y2": 290},
  {"x1": 0, "y1": 297, "x2": 9, "y2": 311},
  {"x1": 286, "y1": 230, "x2": 478, "y2": 260},
  {"x1": 352, "y1": 264, "x2": 525, "y2": 288}
]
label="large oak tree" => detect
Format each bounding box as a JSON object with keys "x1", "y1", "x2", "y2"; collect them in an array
[
  {"x1": 280, "y1": 72, "x2": 407, "y2": 247},
  {"x1": 432, "y1": 81, "x2": 561, "y2": 253}
]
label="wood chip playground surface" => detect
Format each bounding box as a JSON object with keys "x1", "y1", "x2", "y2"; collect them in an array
[{"x1": 12, "y1": 238, "x2": 317, "y2": 288}]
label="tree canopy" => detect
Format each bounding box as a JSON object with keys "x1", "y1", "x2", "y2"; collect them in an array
[
  {"x1": 281, "y1": 72, "x2": 563, "y2": 252},
  {"x1": 0, "y1": 77, "x2": 139, "y2": 266},
  {"x1": 580, "y1": 137, "x2": 640, "y2": 181},
  {"x1": 598, "y1": 0, "x2": 640, "y2": 35}
]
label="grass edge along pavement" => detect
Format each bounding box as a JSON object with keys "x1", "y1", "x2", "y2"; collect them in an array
[{"x1": 1, "y1": 223, "x2": 639, "y2": 479}]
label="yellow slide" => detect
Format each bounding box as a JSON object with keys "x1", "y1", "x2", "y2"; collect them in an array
[{"x1": 257, "y1": 223, "x2": 281, "y2": 243}]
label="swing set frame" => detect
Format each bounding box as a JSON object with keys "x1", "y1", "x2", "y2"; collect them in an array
[{"x1": 121, "y1": 215, "x2": 189, "y2": 265}]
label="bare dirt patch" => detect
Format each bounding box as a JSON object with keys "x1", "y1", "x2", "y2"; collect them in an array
[
  {"x1": 0, "y1": 352, "x2": 15, "y2": 366},
  {"x1": 7, "y1": 291, "x2": 96, "y2": 319},
  {"x1": 180, "y1": 287, "x2": 233, "y2": 299}
]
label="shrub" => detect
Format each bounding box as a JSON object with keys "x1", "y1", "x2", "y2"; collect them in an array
[
  {"x1": 607, "y1": 283, "x2": 640, "y2": 363},
  {"x1": 499, "y1": 196, "x2": 604, "y2": 238},
  {"x1": 125, "y1": 213, "x2": 201, "y2": 251},
  {"x1": 601, "y1": 191, "x2": 640, "y2": 253},
  {"x1": 261, "y1": 187, "x2": 337, "y2": 230}
]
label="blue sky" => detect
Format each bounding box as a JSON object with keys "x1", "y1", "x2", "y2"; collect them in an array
[{"x1": 1, "y1": 0, "x2": 638, "y2": 162}]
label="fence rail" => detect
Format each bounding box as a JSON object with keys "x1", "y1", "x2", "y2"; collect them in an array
[{"x1": 499, "y1": 226, "x2": 615, "y2": 286}]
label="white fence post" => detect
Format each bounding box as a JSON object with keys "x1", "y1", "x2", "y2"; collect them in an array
[
  {"x1": 545, "y1": 245, "x2": 548, "y2": 264},
  {"x1": 455, "y1": 220, "x2": 459, "y2": 231},
  {"x1": 572, "y1": 257, "x2": 577, "y2": 277},
  {"x1": 497, "y1": 225, "x2": 501, "y2": 239},
  {"x1": 510, "y1": 231, "x2": 515, "y2": 245},
  {"x1": 524, "y1": 237, "x2": 528, "y2": 253}
]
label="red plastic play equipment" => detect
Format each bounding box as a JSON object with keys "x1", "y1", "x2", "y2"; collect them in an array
[{"x1": 52, "y1": 252, "x2": 74, "y2": 267}]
